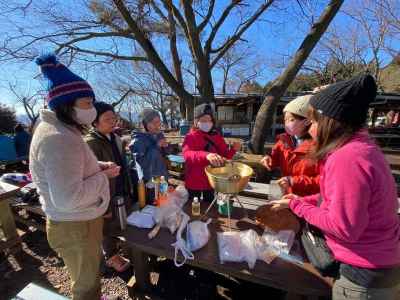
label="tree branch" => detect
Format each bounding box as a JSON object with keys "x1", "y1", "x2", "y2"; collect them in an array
[
  {"x1": 198, "y1": 0, "x2": 215, "y2": 32},
  {"x1": 204, "y1": 0, "x2": 240, "y2": 57},
  {"x1": 112, "y1": 0, "x2": 194, "y2": 106},
  {"x1": 210, "y1": 0, "x2": 274, "y2": 68},
  {"x1": 59, "y1": 45, "x2": 147, "y2": 62}
]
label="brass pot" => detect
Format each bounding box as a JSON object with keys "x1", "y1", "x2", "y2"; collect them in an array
[{"x1": 205, "y1": 162, "x2": 254, "y2": 194}]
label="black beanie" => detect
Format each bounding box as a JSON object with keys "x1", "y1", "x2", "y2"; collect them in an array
[
  {"x1": 93, "y1": 101, "x2": 115, "y2": 123},
  {"x1": 194, "y1": 103, "x2": 214, "y2": 119},
  {"x1": 310, "y1": 74, "x2": 377, "y2": 126}
]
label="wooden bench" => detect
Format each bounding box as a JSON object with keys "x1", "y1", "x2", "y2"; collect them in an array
[{"x1": 0, "y1": 181, "x2": 22, "y2": 254}]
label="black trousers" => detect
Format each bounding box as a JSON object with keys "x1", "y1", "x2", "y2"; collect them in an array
[{"x1": 188, "y1": 189, "x2": 215, "y2": 202}]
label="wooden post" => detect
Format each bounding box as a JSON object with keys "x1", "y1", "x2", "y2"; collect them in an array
[{"x1": 127, "y1": 246, "x2": 151, "y2": 299}]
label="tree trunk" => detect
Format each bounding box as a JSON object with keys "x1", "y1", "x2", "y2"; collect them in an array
[
  {"x1": 165, "y1": 2, "x2": 187, "y2": 118},
  {"x1": 113, "y1": 0, "x2": 194, "y2": 114},
  {"x1": 250, "y1": 0, "x2": 344, "y2": 154}
]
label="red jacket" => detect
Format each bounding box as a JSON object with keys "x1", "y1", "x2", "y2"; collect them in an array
[
  {"x1": 183, "y1": 129, "x2": 236, "y2": 190},
  {"x1": 271, "y1": 133, "x2": 320, "y2": 196}
]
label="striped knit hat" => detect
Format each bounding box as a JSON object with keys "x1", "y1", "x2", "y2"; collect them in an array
[{"x1": 35, "y1": 53, "x2": 95, "y2": 110}]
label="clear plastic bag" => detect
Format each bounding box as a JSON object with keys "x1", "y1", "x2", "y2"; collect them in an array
[
  {"x1": 240, "y1": 230, "x2": 258, "y2": 269},
  {"x1": 261, "y1": 229, "x2": 295, "y2": 255},
  {"x1": 256, "y1": 229, "x2": 298, "y2": 265},
  {"x1": 217, "y1": 229, "x2": 259, "y2": 269},
  {"x1": 217, "y1": 231, "x2": 244, "y2": 264},
  {"x1": 186, "y1": 219, "x2": 211, "y2": 252}
]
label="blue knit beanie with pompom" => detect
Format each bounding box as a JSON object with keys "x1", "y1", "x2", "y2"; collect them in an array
[{"x1": 35, "y1": 53, "x2": 95, "y2": 110}]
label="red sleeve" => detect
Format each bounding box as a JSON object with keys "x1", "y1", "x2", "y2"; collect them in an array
[
  {"x1": 182, "y1": 134, "x2": 209, "y2": 165},
  {"x1": 291, "y1": 174, "x2": 320, "y2": 195},
  {"x1": 270, "y1": 140, "x2": 284, "y2": 170},
  {"x1": 215, "y1": 134, "x2": 236, "y2": 159}
]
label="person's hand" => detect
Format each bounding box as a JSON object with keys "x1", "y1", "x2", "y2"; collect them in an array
[
  {"x1": 206, "y1": 153, "x2": 225, "y2": 167},
  {"x1": 269, "y1": 198, "x2": 291, "y2": 211},
  {"x1": 103, "y1": 166, "x2": 121, "y2": 179},
  {"x1": 158, "y1": 138, "x2": 168, "y2": 148},
  {"x1": 277, "y1": 176, "x2": 291, "y2": 193},
  {"x1": 98, "y1": 161, "x2": 117, "y2": 170},
  {"x1": 282, "y1": 193, "x2": 298, "y2": 200},
  {"x1": 260, "y1": 155, "x2": 272, "y2": 170},
  {"x1": 232, "y1": 141, "x2": 241, "y2": 152}
]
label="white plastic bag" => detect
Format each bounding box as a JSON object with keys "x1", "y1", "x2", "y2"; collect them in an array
[
  {"x1": 171, "y1": 212, "x2": 193, "y2": 267},
  {"x1": 168, "y1": 185, "x2": 189, "y2": 208},
  {"x1": 217, "y1": 229, "x2": 259, "y2": 269},
  {"x1": 154, "y1": 203, "x2": 182, "y2": 234},
  {"x1": 186, "y1": 219, "x2": 211, "y2": 252}
]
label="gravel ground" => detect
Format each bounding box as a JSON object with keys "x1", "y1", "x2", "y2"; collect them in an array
[{"x1": 0, "y1": 226, "x2": 287, "y2": 300}]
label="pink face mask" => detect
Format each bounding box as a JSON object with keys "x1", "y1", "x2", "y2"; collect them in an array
[{"x1": 285, "y1": 120, "x2": 308, "y2": 137}]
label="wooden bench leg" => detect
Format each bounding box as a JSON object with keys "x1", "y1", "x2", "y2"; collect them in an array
[
  {"x1": 127, "y1": 247, "x2": 151, "y2": 299},
  {"x1": 0, "y1": 199, "x2": 19, "y2": 241}
]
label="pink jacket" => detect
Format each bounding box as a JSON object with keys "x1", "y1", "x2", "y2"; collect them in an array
[
  {"x1": 289, "y1": 131, "x2": 400, "y2": 268},
  {"x1": 183, "y1": 129, "x2": 236, "y2": 190}
]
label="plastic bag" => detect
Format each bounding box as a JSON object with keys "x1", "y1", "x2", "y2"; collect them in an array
[
  {"x1": 256, "y1": 229, "x2": 297, "y2": 265},
  {"x1": 186, "y1": 219, "x2": 211, "y2": 252},
  {"x1": 217, "y1": 229, "x2": 259, "y2": 269},
  {"x1": 217, "y1": 231, "x2": 244, "y2": 264},
  {"x1": 127, "y1": 205, "x2": 157, "y2": 229},
  {"x1": 168, "y1": 185, "x2": 189, "y2": 208},
  {"x1": 239, "y1": 230, "x2": 258, "y2": 269},
  {"x1": 261, "y1": 229, "x2": 295, "y2": 255},
  {"x1": 172, "y1": 212, "x2": 193, "y2": 267},
  {"x1": 269, "y1": 180, "x2": 283, "y2": 200},
  {"x1": 154, "y1": 203, "x2": 182, "y2": 234}
]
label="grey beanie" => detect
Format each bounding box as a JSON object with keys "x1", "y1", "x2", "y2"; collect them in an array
[
  {"x1": 141, "y1": 108, "x2": 160, "y2": 125},
  {"x1": 194, "y1": 103, "x2": 214, "y2": 119}
]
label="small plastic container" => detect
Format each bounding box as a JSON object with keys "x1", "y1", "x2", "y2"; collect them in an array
[
  {"x1": 217, "y1": 199, "x2": 234, "y2": 216},
  {"x1": 192, "y1": 197, "x2": 201, "y2": 216}
]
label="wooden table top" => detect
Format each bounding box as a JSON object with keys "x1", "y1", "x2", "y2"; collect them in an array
[
  {"x1": 0, "y1": 181, "x2": 20, "y2": 201},
  {"x1": 119, "y1": 200, "x2": 332, "y2": 296}
]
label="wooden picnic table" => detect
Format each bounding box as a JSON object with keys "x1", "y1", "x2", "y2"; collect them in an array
[
  {"x1": 119, "y1": 194, "x2": 333, "y2": 299},
  {"x1": 0, "y1": 181, "x2": 22, "y2": 253}
]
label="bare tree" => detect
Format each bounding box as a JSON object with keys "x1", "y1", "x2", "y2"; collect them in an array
[
  {"x1": 250, "y1": 0, "x2": 344, "y2": 154},
  {"x1": 215, "y1": 44, "x2": 264, "y2": 94},
  {"x1": 0, "y1": 0, "x2": 277, "y2": 118},
  {"x1": 7, "y1": 82, "x2": 44, "y2": 128}
]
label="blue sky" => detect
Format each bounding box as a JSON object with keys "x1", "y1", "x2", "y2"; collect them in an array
[{"x1": 0, "y1": 0, "x2": 398, "y2": 117}]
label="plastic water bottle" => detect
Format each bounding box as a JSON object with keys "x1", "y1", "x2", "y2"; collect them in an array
[
  {"x1": 158, "y1": 176, "x2": 168, "y2": 206},
  {"x1": 159, "y1": 176, "x2": 168, "y2": 195}
]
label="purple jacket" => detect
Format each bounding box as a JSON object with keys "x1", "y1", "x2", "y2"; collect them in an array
[{"x1": 290, "y1": 131, "x2": 400, "y2": 268}]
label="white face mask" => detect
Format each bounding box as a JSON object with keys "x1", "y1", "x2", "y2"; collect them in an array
[
  {"x1": 73, "y1": 107, "x2": 97, "y2": 125},
  {"x1": 198, "y1": 121, "x2": 213, "y2": 133}
]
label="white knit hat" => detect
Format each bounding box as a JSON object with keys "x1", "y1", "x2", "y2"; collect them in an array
[{"x1": 283, "y1": 94, "x2": 312, "y2": 118}]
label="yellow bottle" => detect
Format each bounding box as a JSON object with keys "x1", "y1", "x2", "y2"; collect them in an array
[
  {"x1": 138, "y1": 179, "x2": 146, "y2": 209},
  {"x1": 192, "y1": 197, "x2": 200, "y2": 217}
]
